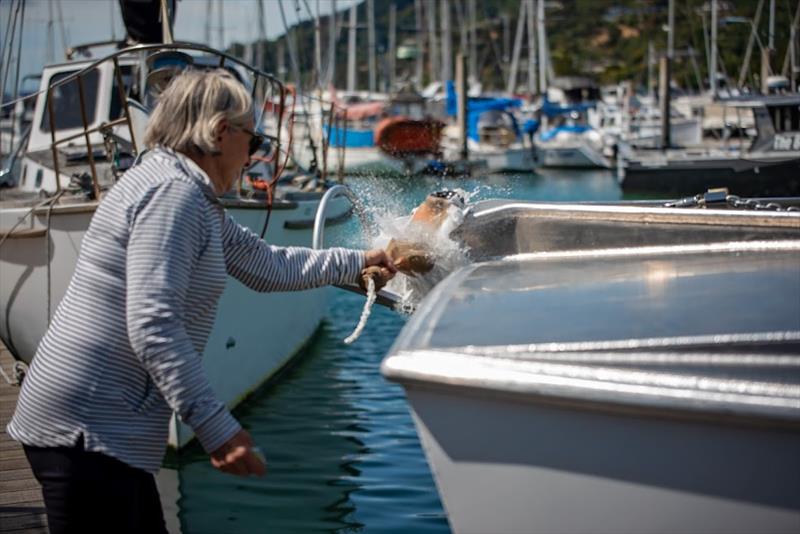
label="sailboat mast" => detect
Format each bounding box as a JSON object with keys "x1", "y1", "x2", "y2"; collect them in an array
[
  {"x1": 367, "y1": 0, "x2": 376, "y2": 94},
  {"x1": 710, "y1": 0, "x2": 718, "y2": 97},
  {"x1": 768, "y1": 0, "x2": 776, "y2": 51},
  {"x1": 440, "y1": 0, "x2": 452, "y2": 83},
  {"x1": 325, "y1": 0, "x2": 337, "y2": 88},
  {"x1": 667, "y1": 0, "x2": 674, "y2": 59},
  {"x1": 647, "y1": 41, "x2": 655, "y2": 99},
  {"x1": 467, "y1": 0, "x2": 477, "y2": 82},
  {"x1": 427, "y1": 0, "x2": 439, "y2": 85},
  {"x1": 314, "y1": 0, "x2": 323, "y2": 89},
  {"x1": 217, "y1": 0, "x2": 224, "y2": 51},
  {"x1": 347, "y1": 4, "x2": 357, "y2": 92},
  {"x1": 661, "y1": 0, "x2": 674, "y2": 149},
  {"x1": 537, "y1": 0, "x2": 547, "y2": 93},
  {"x1": 256, "y1": 0, "x2": 266, "y2": 70},
  {"x1": 506, "y1": 0, "x2": 527, "y2": 94},
  {"x1": 389, "y1": 3, "x2": 397, "y2": 90},
  {"x1": 415, "y1": 0, "x2": 424, "y2": 86},
  {"x1": 526, "y1": 0, "x2": 536, "y2": 95},
  {"x1": 738, "y1": 0, "x2": 765, "y2": 89}
]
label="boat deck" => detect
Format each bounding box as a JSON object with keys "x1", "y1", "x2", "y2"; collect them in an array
[{"x1": 0, "y1": 343, "x2": 47, "y2": 534}]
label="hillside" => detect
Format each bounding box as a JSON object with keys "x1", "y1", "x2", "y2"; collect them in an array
[{"x1": 231, "y1": 0, "x2": 797, "y2": 93}]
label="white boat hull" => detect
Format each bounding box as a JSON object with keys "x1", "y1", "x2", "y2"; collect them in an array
[
  {"x1": 443, "y1": 144, "x2": 533, "y2": 173},
  {"x1": 404, "y1": 384, "x2": 800, "y2": 534},
  {"x1": 479, "y1": 146, "x2": 534, "y2": 173},
  {"x1": 534, "y1": 143, "x2": 612, "y2": 169},
  {"x1": 0, "y1": 195, "x2": 351, "y2": 448}
]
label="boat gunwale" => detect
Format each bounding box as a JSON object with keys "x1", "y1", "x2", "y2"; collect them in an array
[
  {"x1": 382, "y1": 341, "x2": 800, "y2": 429},
  {"x1": 467, "y1": 201, "x2": 800, "y2": 228}
]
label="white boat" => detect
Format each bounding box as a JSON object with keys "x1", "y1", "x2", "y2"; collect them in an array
[
  {"x1": 440, "y1": 83, "x2": 535, "y2": 174},
  {"x1": 0, "y1": 43, "x2": 351, "y2": 449},
  {"x1": 290, "y1": 91, "x2": 440, "y2": 177},
  {"x1": 533, "y1": 124, "x2": 612, "y2": 168},
  {"x1": 381, "y1": 196, "x2": 800, "y2": 533}
]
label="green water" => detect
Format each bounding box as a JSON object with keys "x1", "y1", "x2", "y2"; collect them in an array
[{"x1": 172, "y1": 169, "x2": 622, "y2": 533}]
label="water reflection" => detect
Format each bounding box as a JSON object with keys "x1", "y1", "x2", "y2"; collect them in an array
[{"x1": 174, "y1": 300, "x2": 448, "y2": 533}]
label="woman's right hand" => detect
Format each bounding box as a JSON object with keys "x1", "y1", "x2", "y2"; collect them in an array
[{"x1": 210, "y1": 429, "x2": 266, "y2": 477}]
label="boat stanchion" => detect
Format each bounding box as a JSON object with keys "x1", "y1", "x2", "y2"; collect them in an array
[{"x1": 312, "y1": 185, "x2": 402, "y2": 309}]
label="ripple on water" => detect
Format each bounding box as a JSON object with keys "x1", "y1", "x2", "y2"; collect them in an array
[{"x1": 175, "y1": 291, "x2": 449, "y2": 533}]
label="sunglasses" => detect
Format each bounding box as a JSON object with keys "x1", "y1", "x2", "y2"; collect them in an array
[{"x1": 242, "y1": 128, "x2": 267, "y2": 156}]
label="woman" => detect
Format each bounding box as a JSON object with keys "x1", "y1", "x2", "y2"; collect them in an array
[{"x1": 6, "y1": 69, "x2": 396, "y2": 533}]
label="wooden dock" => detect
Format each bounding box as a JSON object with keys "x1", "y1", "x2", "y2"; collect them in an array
[{"x1": 0, "y1": 344, "x2": 47, "y2": 533}]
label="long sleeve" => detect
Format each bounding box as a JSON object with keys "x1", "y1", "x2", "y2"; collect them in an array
[
  {"x1": 126, "y1": 181, "x2": 241, "y2": 454},
  {"x1": 221, "y1": 210, "x2": 365, "y2": 292}
]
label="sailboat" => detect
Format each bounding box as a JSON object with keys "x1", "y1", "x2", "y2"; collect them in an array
[
  {"x1": 440, "y1": 81, "x2": 535, "y2": 173},
  {"x1": 0, "y1": 4, "x2": 350, "y2": 448}
]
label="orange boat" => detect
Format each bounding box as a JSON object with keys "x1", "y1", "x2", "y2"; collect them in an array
[{"x1": 374, "y1": 116, "x2": 445, "y2": 158}]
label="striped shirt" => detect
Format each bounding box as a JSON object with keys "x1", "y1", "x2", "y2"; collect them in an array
[{"x1": 7, "y1": 148, "x2": 364, "y2": 473}]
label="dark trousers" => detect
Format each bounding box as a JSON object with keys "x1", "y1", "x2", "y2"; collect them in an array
[{"x1": 23, "y1": 438, "x2": 168, "y2": 534}]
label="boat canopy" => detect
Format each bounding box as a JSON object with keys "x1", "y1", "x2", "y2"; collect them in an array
[
  {"x1": 326, "y1": 125, "x2": 375, "y2": 148},
  {"x1": 445, "y1": 81, "x2": 523, "y2": 141}
]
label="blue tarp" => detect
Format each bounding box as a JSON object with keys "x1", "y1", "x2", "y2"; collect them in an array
[
  {"x1": 326, "y1": 124, "x2": 374, "y2": 148},
  {"x1": 445, "y1": 81, "x2": 522, "y2": 116},
  {"x1": 539, "y1": 99, "x2": 595, "y2": 118},
  {"x1": 523, "y1": 119, "x2": 540, "y2": 135},
  {"x1": 538, "y1": 124, "x2": 592, "y2": 142},
  {"x1": 446, "y1": 81, "x2": 523, "y2": 141}
]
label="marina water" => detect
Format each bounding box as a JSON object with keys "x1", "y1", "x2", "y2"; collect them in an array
[{"x1": 170, "y1": 168, "x2": 621, "y2": 533}]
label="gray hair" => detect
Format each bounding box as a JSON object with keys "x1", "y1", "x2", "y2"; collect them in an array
[{"x1": 144, "y1": 69, "x2": 253, "y2": 154}]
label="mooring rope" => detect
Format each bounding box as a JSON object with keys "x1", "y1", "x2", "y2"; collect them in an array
[{"x1": 343, "y1": 277, "x2": 376, "y2": 345}]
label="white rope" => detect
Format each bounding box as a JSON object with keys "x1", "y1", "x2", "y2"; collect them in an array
[{"x1": 344, "y1": 277, "x2": 376, "y2": 345}]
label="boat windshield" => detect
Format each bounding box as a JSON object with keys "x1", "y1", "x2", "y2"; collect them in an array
[{"x1": 40, "y1": 68, "x2": 100, "y2": 132}]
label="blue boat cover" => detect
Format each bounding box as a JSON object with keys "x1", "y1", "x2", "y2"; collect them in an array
[
  {"x1": 445, "y1": 81, "x2": 523, "y2": 141},
  {"x1": 539, "y1": 99, "x2": 595, "y2": 118},
  {"x1": 326, "y1": 124, "x2": 375, "y2": 148}
]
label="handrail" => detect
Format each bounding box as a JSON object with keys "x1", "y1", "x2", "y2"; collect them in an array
[
  {"x1": 0, "y1": 42, "x2": 286, "y2": 111},
  {"x1": 0, "y1": 125, "x2": 31, "y2": 180},
  {"x1": 35, "y1": 41, "x2": 289, "y2": 196},
  {"x1": 312, "y1": 185, "x2": 402, "y2": 309}
]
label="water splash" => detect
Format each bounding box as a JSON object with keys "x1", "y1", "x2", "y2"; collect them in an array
[{"x1": 371, "y1": 188, "x2": 473, "y2": 312}]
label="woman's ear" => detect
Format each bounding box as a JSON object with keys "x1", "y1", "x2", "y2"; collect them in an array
[{"x1": 215, "y1": 119, "x2": 229, "y2": 142}]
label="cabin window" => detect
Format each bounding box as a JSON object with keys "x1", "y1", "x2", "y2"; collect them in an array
[
  {"x1": 40, "y1": 68, "x2": 100, "y2": 132},
  {"x1": 20, "y1": 165, "x2": 27, "y2": 186},
  {"x1": 768, "y1": 105, "x2": 800, "y2": 133},
  {"x1": 34, "y1": 169, "x2": 43, "y2": 188},
  {"x1": 109, "y1": 65, "x2": 137, "y2": 120}
]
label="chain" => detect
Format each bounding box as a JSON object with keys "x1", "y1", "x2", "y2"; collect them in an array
[
  {"x1": 665, "y1": 190, "x2": 800, "y2": 212},
  {"x1": 724, "y1": 195, "x2": 800, "y2": 212}
]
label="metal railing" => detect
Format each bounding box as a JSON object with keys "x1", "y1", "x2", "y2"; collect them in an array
[
  {"x1": 312, "y1": 184, "x2": 402, "y2": 309},
  {"x1": 37, "y1": 42, "x2": 290, "y2": 197}
]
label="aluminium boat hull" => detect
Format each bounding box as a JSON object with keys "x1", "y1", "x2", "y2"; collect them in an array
[{"x1": 382, "y1": 199, "x2": 800, "y2": 533}]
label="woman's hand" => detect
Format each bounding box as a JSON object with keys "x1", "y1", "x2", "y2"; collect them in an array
[
  {"x1": 363, "y1": 249, "x2": 397, "y2": 291},
  {"x1": 210, "y1": 429, "x2": 266, "y2": 477},
  {"x1": 364, "y1": 249, "x2": 397, "y2": 274}
]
